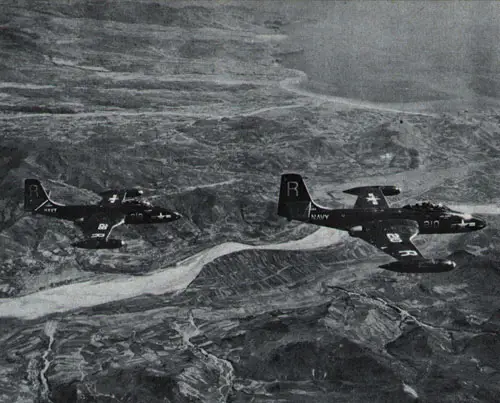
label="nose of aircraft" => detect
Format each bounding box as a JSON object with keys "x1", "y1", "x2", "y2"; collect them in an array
[
  {"x1": 474, "y1": 217, "x2": 487, "y2": 229},
  {"x1": 173, "y1": 211, "x2": 183, "y2": 220}
]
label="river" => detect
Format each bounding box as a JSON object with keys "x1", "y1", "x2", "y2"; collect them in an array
[{"x1": 272, "y1": 1, "x2": 500, "y2": 104}]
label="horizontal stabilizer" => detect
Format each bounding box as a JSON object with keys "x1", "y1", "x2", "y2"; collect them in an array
[{"x1": 343, "y1": 185, "x2": 401, "y2": 196}]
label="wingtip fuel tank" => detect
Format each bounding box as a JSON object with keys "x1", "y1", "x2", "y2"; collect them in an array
[
  {"x1": 379, "y1": 259, "x2": 457, "y2": 273},
  {"x1": 72, "y1": 239, "x2": 124, "y2": 249},
  {"x1": 343, "y1": 185, "x2": 401, "y2": 196}
]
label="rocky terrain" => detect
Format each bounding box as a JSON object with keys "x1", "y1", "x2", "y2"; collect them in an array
[{"x1": 0, "y1": 1, "x2": 499, "y2": 402}]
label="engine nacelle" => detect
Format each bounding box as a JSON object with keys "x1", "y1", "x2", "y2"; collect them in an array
[
  {"x1": 72, "y1": 238, "x2": 124, "y2": 249},
  {"x1": 343, "y1": 185, "x2": 401, "y2": 196}
]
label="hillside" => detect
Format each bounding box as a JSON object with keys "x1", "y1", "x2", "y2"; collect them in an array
[{"x1": 1, "y1": 1, "x2": 500, "y2": 402}]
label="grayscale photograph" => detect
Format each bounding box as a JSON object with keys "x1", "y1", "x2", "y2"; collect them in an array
[{"x1": 0, "y1": 1, "x2": 499, "y2": 402}]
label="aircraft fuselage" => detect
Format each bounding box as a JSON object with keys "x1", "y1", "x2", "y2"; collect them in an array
[
  {"x1": 305, "y1": 206, "x2": 485, "y2": 234},
  {"x1": 33, "y1": 203, "x2": 180, "y2": 224}
]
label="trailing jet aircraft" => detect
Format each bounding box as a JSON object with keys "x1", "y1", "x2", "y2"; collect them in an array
[
  {"x1": 277, "y1": 173, "x2": 487, "y2": 272},
  {"x1": 24, "y1": 179, "x2": 182, "y2": 249}
]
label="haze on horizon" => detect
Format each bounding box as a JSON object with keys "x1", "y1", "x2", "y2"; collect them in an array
[{"x1": 255, "y1": 0, "x2": 500, "y2": 103}]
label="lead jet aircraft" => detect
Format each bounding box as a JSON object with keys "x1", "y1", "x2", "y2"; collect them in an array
[
  {"x1": 277, "y1": 173, "x2": 486, "y2": 272},
  {"x1": 24, "y1": 179, "x2": 182, "y2": 249}
]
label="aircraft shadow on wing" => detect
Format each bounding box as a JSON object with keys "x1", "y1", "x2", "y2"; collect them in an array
[
  {"x1": 277, "y1": 173, "x2": 487, "y2": 273},
  {"x1": 24, "y1": 179, "x2": 182, "y2": 249}
]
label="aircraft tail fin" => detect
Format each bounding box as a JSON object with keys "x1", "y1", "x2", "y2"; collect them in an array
[
  {"x1": 277, "y1": 173, "x2": 315, "y2": 221},
  {"x1": 24, "y1": 179, "x2": 53, "y2": 212}
]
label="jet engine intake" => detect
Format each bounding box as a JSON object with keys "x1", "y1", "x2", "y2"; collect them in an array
[{"x1": 348, "y1": 225, "x2": 364, "y2": 236}]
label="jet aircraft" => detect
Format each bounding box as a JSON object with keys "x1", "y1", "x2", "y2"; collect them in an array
[
  {"x1": 24, "y1": 179, "x2": 182, "y2": 249},
  {"x1": 277, "y1": 174, "x2": 486, "y2": 272}
]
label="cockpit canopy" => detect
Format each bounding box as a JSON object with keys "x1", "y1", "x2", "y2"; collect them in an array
[{"x1": 402, "y1": 202, "x2": 448, "y2": 211}]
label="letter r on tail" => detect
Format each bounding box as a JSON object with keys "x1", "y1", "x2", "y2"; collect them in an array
[
  {"x1": 277, "y1": 173, "x2": 315, "y2": 221},
  {"x1": 287, "y1": 181, "x2": 299, "y2": 197},
  {"x1": 24, "y1": 179, "x2": 50, "y2": 211}
]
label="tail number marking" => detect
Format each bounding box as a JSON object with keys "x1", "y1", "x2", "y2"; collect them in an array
[
  {"x1": 91, "y1": 233, "x2": 105, "y2": 238},
  {"x1": 44, "y1": 208, "x2": 57, "y2": 213},
  {"x1": 97, "y1": 223, "x2": 109, "y2": 230},
  {"x1": 399, "y1": 250, "x2": 418, "y2": 256},
  {"x1": 424, "y1": 220, "x2": 439, "y2": 228},
  {"x1": 287, "y1": 181, "x2": 299, "y2": 197},
  {"x1": 366, "y1": 193, "x2": 380, "y2": 205},
  {"x1": 386, "y1": 233, "x2": 402, "y2": 243}
]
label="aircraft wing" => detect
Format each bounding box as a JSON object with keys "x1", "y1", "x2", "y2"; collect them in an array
[
  {"x1": 72, "y1": 213, "x2": 125, "y2": 248},
  {"x1": 345, "y1": 187, "x2": 390, "y2": 209},
  {"x1": 99, "y1": 188, "x2": 144, "y2": 206},
  {"x1": 351, "y1": 219, "x2": 423, "y2": 262},
  {"x1": 81, "y1": 213, "x2": 124, "y2": 240},
  {"x1": 99, "y1": 190, "x2": 128, "y2": 206}
]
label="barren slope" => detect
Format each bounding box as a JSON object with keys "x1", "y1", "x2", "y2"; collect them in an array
[{"x1": 0, "y1": 1, "x2": 499, "y2": 402}]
